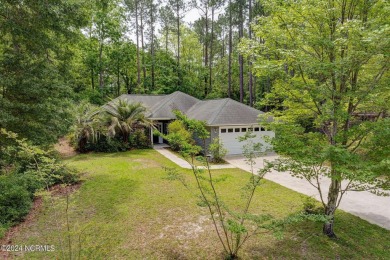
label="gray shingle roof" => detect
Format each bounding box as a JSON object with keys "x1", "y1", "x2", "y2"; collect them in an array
[
  {"x1": 120, "y1": 94, "x2": 167, "y2": 110},
  {"x1": 149, "y1": 91, "x2": 200, "y2": 119},
  {"x1": 186, "y1": 98, "x2": 264, "y2": 125},
  {"x1": 111, "y1": 91, "x2": 268, "y2": 125},
  {"x1": 115, "y1": 91, "x2": 199, "y2": 119}
]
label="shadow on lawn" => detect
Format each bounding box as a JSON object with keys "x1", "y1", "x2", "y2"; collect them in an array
[
  {"x1": 247, "y1": 216, "x2": 390, "y2": 259},
  {"x1": 68, "y1": 149, "x2": 154, "y2": 161}
]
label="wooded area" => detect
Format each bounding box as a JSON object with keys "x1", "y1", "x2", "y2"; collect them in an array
[{"x1": 0, "y1": 0, "x2": 274, "y2": 145}]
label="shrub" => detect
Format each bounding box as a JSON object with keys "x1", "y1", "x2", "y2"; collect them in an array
[
  {"x1": 0, "y1": 129, "x2": 80, "y2": 232},
  {"x1": 0, "y1": 175, "x2": 33, "y2": 226},
  {"x1": 68, "y1": 101, "x2": 102, "y2": 153},
  {"x1": 0, "y1": 224, "x2": 7, "y2": 239},
  {"x1": 165, "y1": 120, "x2": 192, "y2": 151},
  {"x1": 85, "y1": 136, "x2": 130, "y2": 152},
  {"x1": 70, "y1": 100, "x2": 153, "y2": 152},
  {"x1": 129, "y1": 129, "x2": 150, "y2": 148},
  {"x1": 208, "y1": 138, "x2": 227, "y2": 163}
]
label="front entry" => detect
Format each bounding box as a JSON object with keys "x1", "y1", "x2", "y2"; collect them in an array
[{"x1": 156, "y1": 123, "x2": 164, "y2": 144}]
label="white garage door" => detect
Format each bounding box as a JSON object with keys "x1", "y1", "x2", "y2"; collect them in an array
[{"x1": 219, "y1": 126, "x2": 275, "y2": 155}]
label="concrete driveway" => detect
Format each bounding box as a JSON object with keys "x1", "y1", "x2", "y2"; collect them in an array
[{"x1": 225, "y1": 153, "x2": 390, "y2": 230}]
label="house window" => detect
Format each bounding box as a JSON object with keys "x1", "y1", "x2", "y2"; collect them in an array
[
  {"x1": 260, "y1": 127, "x2": 265, "y2": 131},
  {"x1": 235, "y1": 128, "x2": 240, "y2": 132},
  {"x1": 248, "y1": 128, "x2": 253, "y2": 132},
  {"x1": 221, "y1": 129, "x2": 227, "y2": 133},
  {"x1": 254, "y1": 127, "x2": 260, "y2": 132},
  {"x1": 241, "y1": 128, "x2": 247, "y2": 132},
  {"x1": 228, "y1": 128, "x2": 233, "y2": 133}
]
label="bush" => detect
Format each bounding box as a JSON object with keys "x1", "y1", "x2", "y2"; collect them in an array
[
  {"x1": 129, "y1": 129, "x2": 150, "y2": 148},
  {"x1": 208, "y1": 138, "x2": 227, "y2": 163},
  {"x1": 0, "y1": 129, "x2": 80, "y2": 232},
  {"x1": 81, "y1": 130, "x2": 151, "y2": 153},
  {"x1": 85, "y1": 136, "x2": 130, "y2": 152},
  {"x1": 0, "y1": 175, "x2": 33, "y2": 226},
  {"x1": 165, "y1": 120, "x2": 192, "y2": 151},
  {"x1": 0, "y1": 169, "x2": 79, "y2": 231},
  {"x1": 0, "y1": 224, "x2": 7, "y2": 239}
]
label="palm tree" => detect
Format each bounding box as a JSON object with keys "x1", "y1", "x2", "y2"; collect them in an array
[
  {"x1": 70, "y1": 102, "x2": 102, "y2": 152},
  {"x1": 103, "y1": 99, "x2": 153, "y2": 143}
]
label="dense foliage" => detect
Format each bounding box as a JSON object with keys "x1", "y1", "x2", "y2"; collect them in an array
[
  {"x1": 0, "y1": 0, "x2": 272, "y2": 146},
  {"x1": 0, "y1": 129, "x2": 78, "y2": 234},
  {"x1": 0, "y1": 0, "x2": 89, "y2": 145},
  {"x1": 244, "y1": 0, "x2": 390, "y2": 237},
  {"x1": 208, "y1": 137, "x2": 227, "y2": 162},
  {"x1": 70, "y1": 100, "x2": 152, "y2": 152},
  {"x1": 164, "y1": 120, "x2": 193, "y2": 151}
]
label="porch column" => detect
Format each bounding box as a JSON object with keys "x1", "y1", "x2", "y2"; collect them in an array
[{"x1": 150, "y1": 126, "x2": 153, "y2": 146}]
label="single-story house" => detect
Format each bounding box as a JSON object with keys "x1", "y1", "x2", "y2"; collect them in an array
[{"x1": 113, "y1": 91, "x2": 274, "y2": 155}]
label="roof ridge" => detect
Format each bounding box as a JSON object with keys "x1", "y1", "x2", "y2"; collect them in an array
[
  {"x1": 149, "y1": 91, "x2": 179, "y2": 116},
  {"x1": 185, "y1": 99, "x2": 204, "y2": 114},
  {"x1": 123, "y1": 94, "x2": 167, "y2": 97},
  {"x1": 228, "y1": 98, "x2": 264, "y2": 114},
  {"x1": 174, "y1": 91, "x2": 201, "y2": 102},
  {"x1": 208, "y1": 98, "x2": 230, "y2": 125}
]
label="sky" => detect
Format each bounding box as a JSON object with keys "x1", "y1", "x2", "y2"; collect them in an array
[
  {"x1": 125, "y1": 4, "x2": 226, "y2": 43},
  {"x1": 184, "y1": 8, "x2": 201, "y2": 24}
]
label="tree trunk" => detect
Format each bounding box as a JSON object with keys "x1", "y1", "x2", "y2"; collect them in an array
[
  {"x1": 140, "y1": 7, "x2": 146, "y2": 86},
  {"x1": 203, "y1": 3, "x2": 209, "y2": 96},
  {"x1": 78, "y1": 137, "x2": 88, "y2": 153},
  {"x1": 209, "y1": 6, "x2": 214, "y2": 95},
  {"x1": 239, "y1": 0, "x2": 244, "y2": 103},
  {"x1": 248, "y1": 63, "x2": 253, "y2": 106},
  {"x1": 221, "y1": 28, "x2": 225, "y2": 58},
  {"x1": 176, "y1": 2, "x2": 181, "y2": 88},
  {"x1": 91, "y1": 68, "x2": 95, "y2": 90},
  {"x1": 99, "y1": 42, "x2": 104, "y2": 92},
  {"x1": 88, "y1": 23, "x2": 95, "y2": 91},
  {"x1": 176, "y1": 3, "x2": 180, "y2": 65},
  {"x1": 123, "y1": 133, "x2": 129, "y2": 144},
  {"x1": 248, "y1": 0, "x2": 253, "y2": 106},
  {"x1": 228, "y1": 0, "x2": 232, "y2": 98},
  {"x1": 239, "y1": 56, "x2": 244, "y2": 102},
  {"x1": 135, "y1": 1, "x2": 141, "y2": 87},
  {"x1": 122, "y1": 74, "x2": 130, "y2": 93},
  {"x1": 165, "y1": 27, "x2": 169, "y2": 54},
  {"x1": 323, "y1": 170, "x2": 341, "y2": 238},
  {"x1": 150, "y1": 3, "x2": 155, "y2": 91},
  {"x1": 117, "y1": 62, "x2": 120, "y2": 96},
  {"x1": 253, "y1": 75, "x2": 256, "y2": 103}
]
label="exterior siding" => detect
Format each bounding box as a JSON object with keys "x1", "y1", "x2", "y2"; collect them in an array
[{"x1": 193, "y1": 126, "x2": 219, "y2": 155}]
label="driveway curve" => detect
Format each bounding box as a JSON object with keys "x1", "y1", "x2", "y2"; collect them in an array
[{"x1": 225, "y1": 153, "x2": 390, "y2": 230}]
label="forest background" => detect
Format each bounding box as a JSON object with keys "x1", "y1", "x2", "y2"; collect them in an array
[{"x1": 0, "y1": 0, "x2": 266, "y2": 146}]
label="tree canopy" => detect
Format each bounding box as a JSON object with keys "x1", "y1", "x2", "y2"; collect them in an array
[{"x1": 243, "y1": 0, "x2": 390, "y2": 237}]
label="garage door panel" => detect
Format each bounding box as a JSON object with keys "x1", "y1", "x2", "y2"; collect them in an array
[{"x1": 219, "y1": 127, "x2": 274, "y2": 155}]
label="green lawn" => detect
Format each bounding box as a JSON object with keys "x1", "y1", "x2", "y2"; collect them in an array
[{"x1": 8, "y1": 150, "x2": 390, "y2": 259}]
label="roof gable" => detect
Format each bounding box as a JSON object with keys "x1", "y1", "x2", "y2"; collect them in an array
[
  {"x1": 114, "y1": 91, "x2": 199, "y2": 119},
  {"x1": 150, "y1": 91, "x2": 200, "y2": 119}
]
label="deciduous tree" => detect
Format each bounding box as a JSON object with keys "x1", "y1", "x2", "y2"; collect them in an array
[
  {"x1": 245, "y1": 0, "x2": 390, "y2": 237},
  {"x1": 0, "y1": 0, "x2": 88, "y2": 145}
]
